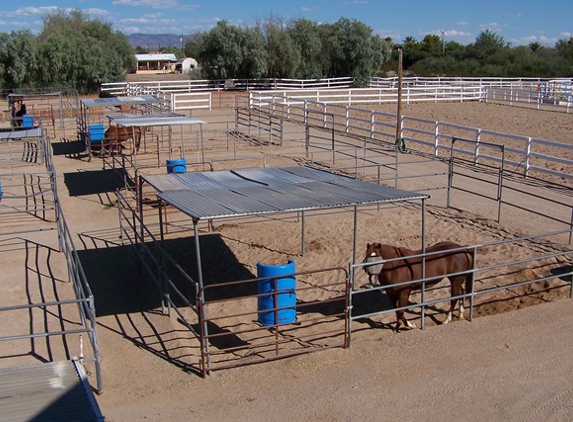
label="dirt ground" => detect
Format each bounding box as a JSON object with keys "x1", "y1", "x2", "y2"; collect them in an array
[{"x1": 4, "y1": 96, "x2": 573, "y2": 421}]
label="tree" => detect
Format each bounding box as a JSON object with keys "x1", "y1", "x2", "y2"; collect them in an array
[
  {"x1": 184, "y1": 32, "x2": 204, "y2": 60},
  {"x1": 422, "y1": 34, "x2": 442, "y2": 54},
  {"x1": 529, "y1": 42, "x2": 543, "y2": 53},
  {"x1": 264, "y1": 17, "x2": 300, "y2": 78},
  {"x1": 323, "y1": 18, "x2": 387, "y2": 85},
  {"x1": 403, "y1": 36, "x2": 418, "y2": 49},
  {"x1": 556, "y1": 36, "x2": 573, "y2": 62},
  {"x1": 35, "y1": 9, "x2": 135, "y2": 92},
  {"x1": 0, "y1": 30, "x2": 38, "y2": 89},
  {"x1": 288, "y1": 18, "x2": 323, "y2": 79},
  {"x1": 240, "y1": 27, "x2": 268, "y2": 78},
  {"x1": 471, "y1": 29, "x2": 508, "y2": 60},
  {"x1": 199, "y1": 20, "x2": 244, "y2": 78}
]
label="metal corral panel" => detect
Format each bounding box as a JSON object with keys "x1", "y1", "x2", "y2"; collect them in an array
[
  {"x1": 109, "y1": 113, "x2": 206, "y2": 128},
  {"x1": 81, "y1": 95, "x2": 164, "y2": 109},
  {"x1": 0, "y1": 360, "x2": 104, "y2": 422},
  {"x1": 0, "y1": 127, "x2": 43, "y2": 139},
  {"x1": 143, "y1": 166, "x2": 428, "y2": 220}
]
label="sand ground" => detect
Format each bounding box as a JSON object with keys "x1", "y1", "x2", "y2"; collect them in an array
[{"x1": 3, "y1": 97, "x2": 573, "y2": 421}]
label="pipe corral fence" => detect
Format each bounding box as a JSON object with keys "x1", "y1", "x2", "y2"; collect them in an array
[
  {"x1": 105, "y1": 87, "x2": 573, "y2": 375},
  {"x1": 0, "y1": 122, "x2": 102, "y2": 394},
  {"x1": 9, "y1": 79, "x2": 573, "y2": 382}
]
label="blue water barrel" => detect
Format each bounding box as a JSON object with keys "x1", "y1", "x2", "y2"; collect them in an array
[
  {"x1": 257, "y1": 260, "x2": 296, "y2": 326},
  {"x1": 88, "y1": 124, "x2": 105, "y2": 145},
  {"x1": 166, "y1": 158, "x2": 187, "y2": 174},
  {"x1": 22, "y1": 114, "x2": 34, "y2": 128},
  {"x1": 0, "y1": 179, "x2": 2, "y2": 204}
]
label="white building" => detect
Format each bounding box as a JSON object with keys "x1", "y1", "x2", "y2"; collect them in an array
[
  {"x1": 176, "y1": 57, "x2": 199, "y2": 74},
  {"x1": 134, "y1": 53, "x2": 177, "y2": 73}
]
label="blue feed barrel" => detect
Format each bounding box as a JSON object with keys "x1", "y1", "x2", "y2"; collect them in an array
[
  {"x1": 0, "y1": 178, "x2": 2, "y2": 204},
  {"x1": 257, "y1": 260, "x2": 296, "y2": 326},
  {"x1": 166, "y1": 158, "x2": 187, "y2": 174},
  {"x1": 22, "y1": 114, "x2": 34, "y2": 128}
]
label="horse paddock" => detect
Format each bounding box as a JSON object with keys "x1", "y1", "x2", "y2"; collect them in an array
[
  {"x1": 101, "y1": 96, "x2": 573, "y2": 376},
  {"x1": 4, "y1": 90, "x2": 573, "y2": 419}
]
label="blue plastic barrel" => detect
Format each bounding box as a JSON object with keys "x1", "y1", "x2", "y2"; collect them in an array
[
  {"x1": 257, "y1": 260, "x2": 297, "y2": 326},
  {"x1": 0, "y1": 179, "x2": 2, "y2": 204},
  {"x1": 166, "y1": 158, "x2": 187, "y2": 174},
  {"x1": 88, "y1": 124, "x2": 105, "y2": 145},
  {"x1": 22, "y1": 114, "x2": 34, "y2": 128}
]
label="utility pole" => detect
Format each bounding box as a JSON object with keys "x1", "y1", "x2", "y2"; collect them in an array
[
  {"x1": 395, "y1": 46, "x2": 403, "y2": 147},
  {"x1": 440, "y1": 30, "x2": 446, "y2": 53}
]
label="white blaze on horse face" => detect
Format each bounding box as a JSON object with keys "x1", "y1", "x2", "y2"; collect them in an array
[{"x1": 364, "y1": 254, "x2": 383, "y2": 276}]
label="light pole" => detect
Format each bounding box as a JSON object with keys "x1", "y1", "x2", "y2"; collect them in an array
[
  {"x1": 395, "y1": 46, "x2": 404, "y2": 150},
  {"x1": 440, "y1": 30, "x2": 446, "y2": 53}
]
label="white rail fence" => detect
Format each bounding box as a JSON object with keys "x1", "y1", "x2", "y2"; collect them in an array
[
  {"x1": 369, "y1": 76, "x2": 548, "y2": 90},
  {"x1": 250, "y1": 94, "x2": 573, "y2": 183},
  {"x1": 485, "y1": 87, "x2": 573, "y2": 113},
  {"x1": 102, "y1": 77, "x2": 573, "y2": 114},
  {"x1": 101, "y1": 77, "x2": 354, "y2": 95},
  {"x1": 249, "y1": 86, "x2": 483, "y2": 106}
]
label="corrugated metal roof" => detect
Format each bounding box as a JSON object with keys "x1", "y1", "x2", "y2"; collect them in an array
[
  {"x1": 143, "y1": 166, "x2": 428, "y2": 220},
  {"x1": 0, "y1": 360, "x2": 104, "y2": 422},
  {"x1": 135, "y1": 53, "x2": 177, "y2": 62},
  {"x1": 81, "y1": 95, "x2": 164, "y2": 109},
  {"x1": 109, "y1": 113, "x2": 206, "y2": 128},
  {"x1": 0, "y1": 127, "x2": 43, "y2": 139}
]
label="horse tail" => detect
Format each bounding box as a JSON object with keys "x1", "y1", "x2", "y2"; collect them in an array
[{"x1": 464, "y1": 248, "x2": 475, "y2": 298}]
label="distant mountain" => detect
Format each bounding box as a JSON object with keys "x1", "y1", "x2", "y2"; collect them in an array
[{"x1": 128, "y1": 33, "x2": 187, "y2": 50}]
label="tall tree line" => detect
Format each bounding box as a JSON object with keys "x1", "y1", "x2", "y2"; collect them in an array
[
  {"x1": 0, "y1": 10, "x2": 135, "y2": 93},
  {"x1": 384, "y1": 30, "x2": 573, "y2": 77},
  {"x1": 188, "y1": 17, "x2": 390, "y2": 85},
  {"x1": 1, "y1": 9, "x2": 573, "y2": 94},
  {"x1": 178, "y1": 23, "x2": 573, "y2": 80}
]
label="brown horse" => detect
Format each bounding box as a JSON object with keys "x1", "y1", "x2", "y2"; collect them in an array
[
  {"x1": 104, "y1": 126, "x2": 143, "y2": 154},
  {"x1": 363, "y1": 241, "x2": 474, "y2": 331}
]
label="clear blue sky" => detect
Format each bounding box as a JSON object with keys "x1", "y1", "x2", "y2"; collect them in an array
[{"x1": 1, "y1": 0, "x2": 571, "y2": 46}]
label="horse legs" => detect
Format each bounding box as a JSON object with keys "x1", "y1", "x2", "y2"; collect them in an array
[
  {"x1": 392, "y1": 289, "x2": 416, "y2": 331},
  {"x1": 444, "y1": 278, "x2": 465, "y2": 324}
]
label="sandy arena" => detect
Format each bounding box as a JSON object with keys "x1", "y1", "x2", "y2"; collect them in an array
[{"x1": 3, "y1": 98, "x2": 573, "y2": 421}]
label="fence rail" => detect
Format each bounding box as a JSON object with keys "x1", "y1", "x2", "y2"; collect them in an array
[
  {"x1": 349, "y1": 229, "x2": 573, "y2": 338},
  {"x1": 250, "y1": 86, "x2": 483, "y2": 106},
  {"x1": 0, "y1": 131, "x2": 102, "y2": 393},
  {"x1": 485, "y1": 87, "x2": 573, "y2": 113},
  {"x1": 103, "y1": 77, "x2": 571, "y2": 95},
  {"x1": 250, "y1": 94, "x2": 573, "y2": 184},
  {"x1": 101, "y1": 77, "x2": 355, "y2": 96}
]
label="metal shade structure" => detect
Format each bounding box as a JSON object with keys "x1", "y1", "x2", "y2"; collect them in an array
[
  {"x1": 144, "y1": 166, "x2": 427, "y2": 219},
  {"x1": 79, "y1": 95, "x2": 169, "y2": 161},
  {"x1": 107, "y1": 113, "x2": 205, "y2": 128},
  {"x1": 81, "y1": 95, "x2": 164, "y2": 109},
  {"x1": 141, "y1": 166, "x2": 429, "y2": 292},
  {"x1": 0, "y1": 127, "x2": 43, "y2": 140},
  {"x1": 107, "y1": 113, "x2": 207, "y2": 164}
]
